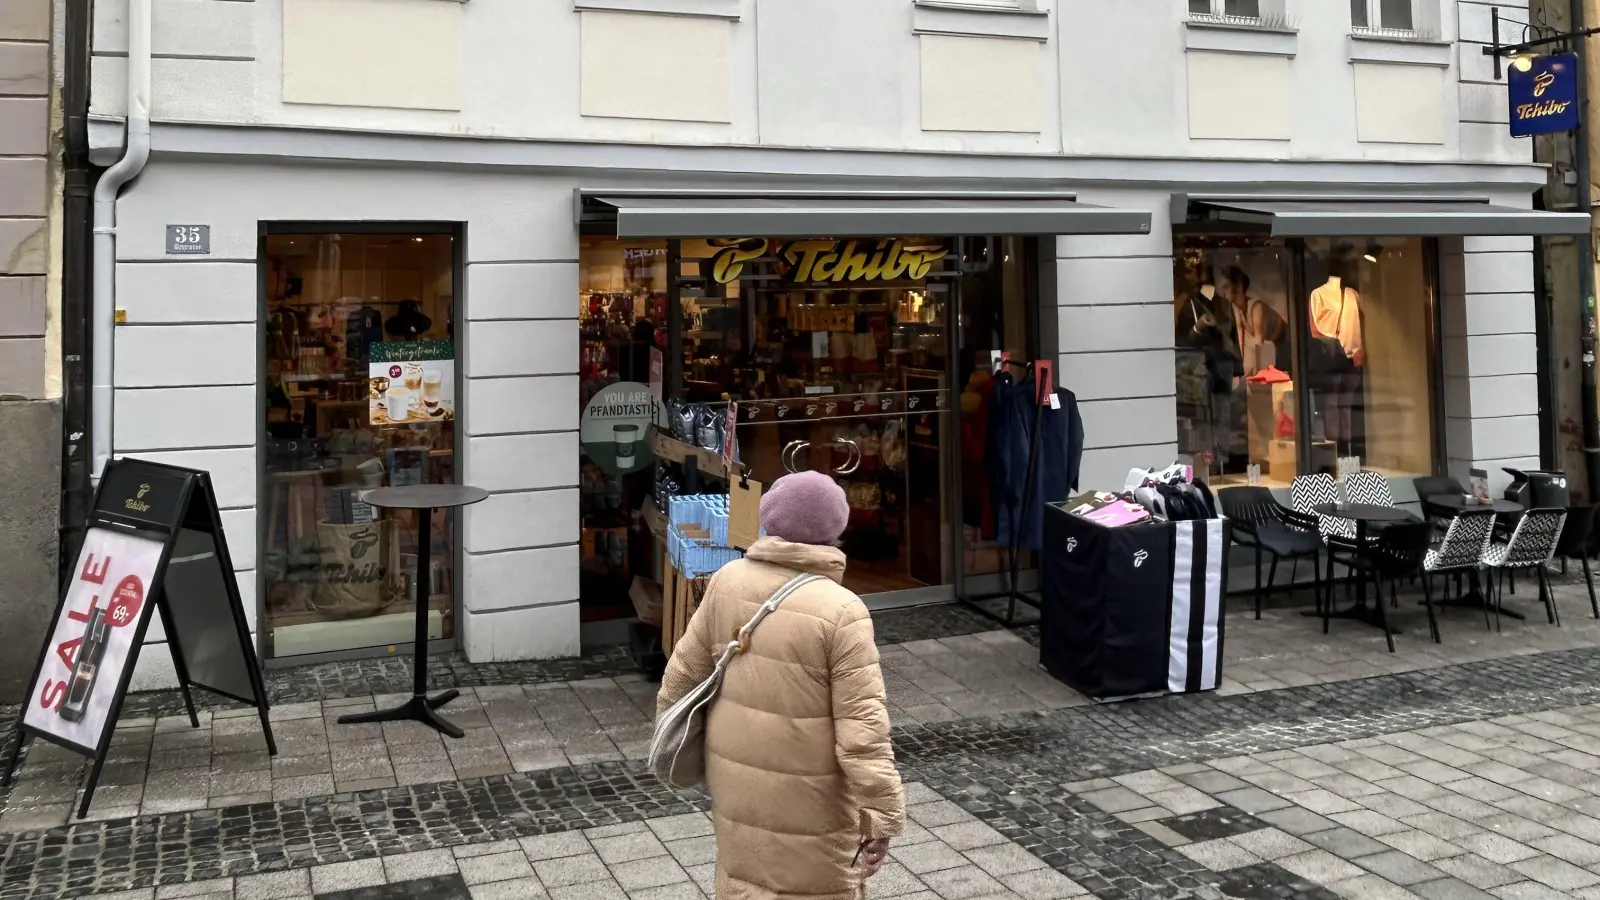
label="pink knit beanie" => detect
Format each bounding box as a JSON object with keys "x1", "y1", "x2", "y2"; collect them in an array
[{"x1": 759, "y1": 471, "x2": 850, "y2": 546}]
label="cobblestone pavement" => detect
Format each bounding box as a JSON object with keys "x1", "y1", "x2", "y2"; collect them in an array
[{"x1": 1, "y1": 575, "x2": 1600, "y2": 900}]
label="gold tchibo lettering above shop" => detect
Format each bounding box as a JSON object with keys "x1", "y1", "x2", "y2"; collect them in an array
[{"x1": 709, "y1": 238, "x2": 949, "y2": 285}]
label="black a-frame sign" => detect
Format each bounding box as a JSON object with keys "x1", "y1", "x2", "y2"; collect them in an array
[{"x1": 0, "y1": 458, "x2": 275, "y2": 818}]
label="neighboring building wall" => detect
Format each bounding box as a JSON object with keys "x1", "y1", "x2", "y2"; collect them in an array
[{"x1": 0, "y1": 0, "x2": 60, "y2": 703}]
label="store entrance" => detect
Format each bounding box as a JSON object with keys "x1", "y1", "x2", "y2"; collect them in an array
[{"x1": 670, "y1": 236, "x2": 1038, "y2": 607}]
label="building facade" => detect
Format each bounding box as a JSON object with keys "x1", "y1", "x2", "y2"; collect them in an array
[
  {"x1": 81, "y1": 0, "x2": 1583, "y2": 686},
  {"x1": 0, "y1": 0, "x2": 63, "y2": 704}
]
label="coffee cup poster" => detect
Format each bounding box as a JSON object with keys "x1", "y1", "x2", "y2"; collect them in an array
[
  {"x1": 581, "y1": 381, "x2": 658, "y2": 475},
  {"x1": 371, "y1": 342, "x2": 455, "y2": 426}
]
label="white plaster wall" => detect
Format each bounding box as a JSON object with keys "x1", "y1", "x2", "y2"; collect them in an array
[
  {"x1": 111, "y1": 161, "x2": 590, "y2": 688},
  {"x1": 1439, "y1": 233, "x2": 1541, "y2": 497},
  {"x1": 87, "y1": 0, "x2": 1524, "y2": 164}
]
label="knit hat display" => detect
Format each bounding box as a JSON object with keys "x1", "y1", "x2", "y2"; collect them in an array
[{"x1": 759, "y1": 471, "x2": 850, "y2": 546}]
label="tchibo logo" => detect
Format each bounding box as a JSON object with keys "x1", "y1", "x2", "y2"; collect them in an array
[
  {"x1": 1065, "y1": 537, "x2": 1078, "y2": 553},
  {"x1": 1133, "y1": 549, "x2": 1149, "y2": 568}
]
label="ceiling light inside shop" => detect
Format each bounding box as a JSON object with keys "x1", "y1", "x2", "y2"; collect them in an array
[{"x1": 1363, "y1": 241, "x2": 1382, "y2": 264}]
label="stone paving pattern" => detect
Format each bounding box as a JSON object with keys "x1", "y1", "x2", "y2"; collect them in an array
[{"x1": 2, "y1": 575, "x2": 1600, "y2": 899}]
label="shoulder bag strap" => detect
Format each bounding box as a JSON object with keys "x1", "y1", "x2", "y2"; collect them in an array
[{"x1": 723, "y1": 573, "x2": 827, "y2": 659}]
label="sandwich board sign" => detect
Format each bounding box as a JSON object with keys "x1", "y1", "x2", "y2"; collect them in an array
[{"x1": 0, "y1": 458, "x2": 276, "y2": 818}]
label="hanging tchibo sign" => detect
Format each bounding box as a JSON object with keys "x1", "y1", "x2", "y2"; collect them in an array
[
  {"x1": 1508, "y1": 53, "x2": 1580, "y2": 137},
  {"x1": 1, "y1": 459, "x2": 276, "y2": 819}
]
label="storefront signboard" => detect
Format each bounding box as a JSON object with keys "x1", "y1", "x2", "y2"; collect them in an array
[
  {"x1": 582, "y1": 381, "x2": 659, "y2": 475},
  {"x1": 371, "y1": 341, "x2": 456, "y2": 426},
  {"x1": 2, "y1": 459, "x2": 275, "y2": 819},
  {"x1": 1508, "y1": 53, "x2": 1579, "y2": 137},
  {"x1": 710, "y1": 238, "x2": 949, "y2": 285}
]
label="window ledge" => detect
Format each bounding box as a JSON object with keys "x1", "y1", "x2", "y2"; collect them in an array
[
  {"x1": 912, "y1": 1, "x2": 1050, "y2": 42},
  {"x1": 1348, "y1": 31, "x2": 1451, "y2": 67},
  {"x1": 1185, "y1": 17, "x2": 1298, "y2": 58},
  {"x1": 573, "y1": 0, "x2": 740, "y2": 20}
]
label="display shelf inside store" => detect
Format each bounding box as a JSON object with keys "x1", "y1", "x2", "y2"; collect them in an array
[{"x1": 647, "y1": 425, "x2": 729, "y2": 480}]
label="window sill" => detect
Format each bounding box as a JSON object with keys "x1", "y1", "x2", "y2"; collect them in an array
[
  {"x1": 572, "y1": 0, "x2": 740, "y2": 20},
  {"x1": 1185, "y1": 17, "x2": 1297, "y2": 58},
  {"x1": 1348, "y1": 31, "x2": 1451, "y2": 67},
  {"x1": 912, "y1": 0, "x2": 1050, "y2": 42}
]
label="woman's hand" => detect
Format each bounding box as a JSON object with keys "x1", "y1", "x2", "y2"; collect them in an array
[{"x1": 858, "y1": 839, "x2": 889, "y2": 877}]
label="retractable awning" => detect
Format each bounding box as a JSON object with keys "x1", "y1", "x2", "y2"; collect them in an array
[
  {"x1": 580, "y1": 192, "x2": 1153, "y2": 238},
  {"x1": 1186, "y1": 198, "x2": 1589, "y2": 237}
]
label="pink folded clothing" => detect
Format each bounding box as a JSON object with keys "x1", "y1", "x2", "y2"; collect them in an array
[{"x1": 1081, "y1": 500, "x2": 1151, "y2": 528}]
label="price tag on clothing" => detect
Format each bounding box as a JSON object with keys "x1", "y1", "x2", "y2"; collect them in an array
[
  {"x1": 728, "y1": 475, "x2": 763, "y2": 550},
  {"x1": 1049, "y1": 393, "x2": 1061, "y2": 410}
]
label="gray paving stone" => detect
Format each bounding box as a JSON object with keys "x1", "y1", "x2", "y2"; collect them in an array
[
  {"x1": 1257, "y1": 806, "x2": 1339, "y2": 836},
  {"x1": 1413, "y1": 878, "x2": 1499, "y2": 900},
  {"x1": 1179, "y1": 838, "x2": 1262, "y2": 872},
  {"x1": 1377, "y1": 829, "x2": 1470, "y2": 862},
  {"x1": 309, "y1": 858, "x2": 386, "y2": 894},
  {"x1": 1076, "y1": 786, "x2": 1149, "y2": 815},
  {"x1": 470, "y1": 876, "x2": 549, "y2": 900},
  {"x1": 156, "y1": 879, "x2": 235, "y2": 899},
  {"x1": 644, "y1": 813, "x2": 713, "y2": 842},
  {"x1": 383, "y1": 849, "x2": 460, "y2": 882},
  {"x1": 664, "y1": 836, "x2": 716, "y2": 868},
  {"x1": 536, "y1": 854, "x2": 614, "y2": 888},
  {"x1": 1228, "y1": 827, "x2": 1315, "y2": 861},
  {"x1": 626, "y1": 884, "x2": 704, "y2": 900},
  {"x1": 1275, "y1": 849, "x2": 1368, "y2": 884},
  {"x1": 1327, "y1": 874, "x2": 1428, "y2": 900},
  {"x1": 931, "y1": 821, "x2": 1009, "y2": 851},
  {"x1": 894, "y1": 840, "x2": 970, "y2": 875},
  {"x1": 591, "y1": 831, "x2": 669, "y2": 865},
  {"x1": 548, "y1": 880, "x2": 629, "y2": 900},
  {"x1": 1332, "y1": 810, "x2": 1411, "y2": 837},
  {"x1": 961, "y1": 842, "x2": 1046, "y2": 878},
  {"x1": 234, "y1": 870, "x2": 311, "y2": 900},
  {"x1": 1216, "y1": 786, "x2": 1294, "y2": 814},
  {"x1": 1357, "y1": 850, "x2": 1449, "y2": 886},
  {"x1": 997, "y1": 869, "x2": 1088, "y2": 900},
  {"x1": 458, "y1": 851, "x2": 536, "y2": 886},
  {"x1": 1432, "y1": 854, "x2": 1523, "y2": 890},
  {"x1": 609, "y1": 857, "x2": 689, "y2": 892},
  {"x1": 919, "y1": 865, "x2": 1007, "y2": 900},
  {"x1": 1456, "y1": 833, "x2": 1543, "y2": 865},
  {"x1": 1304, "y1": 826, "x2": 1393, "y2": 859},
  {"x1": 1507, "y1": 854, "x2": 1600, "y2": 891},
  {"x1": 522, "y1": 832, "x2": 596, "y2": 862}
]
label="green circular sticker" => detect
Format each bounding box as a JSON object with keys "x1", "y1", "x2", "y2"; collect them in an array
[{"x1": 581, "y1": 382, "x2": 658, "y2": 475}]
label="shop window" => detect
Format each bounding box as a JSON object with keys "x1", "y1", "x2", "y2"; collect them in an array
[
  {"x1": 262, "y1": 231, "x2": 458, "y2": 659},
  {"x1": 1175, "y1": 239, "x2": 1297, "y2": 485},
  {"x1": 578, "y1": 237, "x2": 669, "y2": 623},
  {"x1": 1173, "y1": 235, "x2": 1436, "y2": 487},
  {"x1": 1303, "y1": 237, "x2": 1435, "y2": 478}
]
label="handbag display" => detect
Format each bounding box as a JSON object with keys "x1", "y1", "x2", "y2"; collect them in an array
[{"x1": 648, "y1": 572, "x2": 827, "y2": 789}]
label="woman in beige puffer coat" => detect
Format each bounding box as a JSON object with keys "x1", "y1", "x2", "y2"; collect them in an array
[{"x1": 657, "y1": 471, "x2": 905, "y2": 900}]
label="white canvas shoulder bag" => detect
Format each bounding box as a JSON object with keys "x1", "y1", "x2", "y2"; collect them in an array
[{"x1": 648, "y1": 572, "x2": 825, "y2": 789}]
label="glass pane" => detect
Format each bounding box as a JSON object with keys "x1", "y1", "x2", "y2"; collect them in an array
[
  {"x1": 1380, "y1": 0, "x2": 1413, "y2": 30},
  {"x1": 577, "y1": 238, "x2": 668, "y2": 622},
  {"x1": 1303, "y1": 238, "x2": 1434, "y2": 478},
  {"x1": 1351, "y1": 0, "x2": 1369, "y2": 27},
  {"x1": 1189, "y1": 0, "x2": 1212, "y2": 14},
  {"x1": 1175, "y1": 238, "x2": 1296, "y2": 487},
  {"x1": 262, "y1": 232, "x2": 457, "y2": 658},
  {"x1": 681, "y1": 237, "x2": 955, "y2": 597},
  {"x1": 1224, "y1": 0, "x2": 1259, "y2": 16},
  {"x1": 956, "y1": 237, "x2": 1035, "y2": 578}
]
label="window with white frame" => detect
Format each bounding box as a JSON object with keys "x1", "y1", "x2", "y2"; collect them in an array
[
  {"x1": 1190, "y1": 0, "x2": 1261, "y2": 17},
  {"x1": 1351, "y1": 0, "x2": 1414, "y2": 33}
]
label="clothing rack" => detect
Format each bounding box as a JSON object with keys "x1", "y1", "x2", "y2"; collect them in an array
[{"x1": 959, "y1": 359, "x2": 1048, "y2": 627}]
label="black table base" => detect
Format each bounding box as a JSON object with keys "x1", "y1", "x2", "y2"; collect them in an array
[
  {"x1": 338, "y1": 688, "x2": 464, "y2": 739},
  {"x1": 1301, "y1": 604, "x2": 1400, "y2": 633},
  {"x1": 333, "y1": 485, "x2": 487, "y2": 740}
]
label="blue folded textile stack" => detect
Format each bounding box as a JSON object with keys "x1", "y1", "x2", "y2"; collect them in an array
[{"x1": 665, "y1": 495, "x2": 759, "y2": 578}]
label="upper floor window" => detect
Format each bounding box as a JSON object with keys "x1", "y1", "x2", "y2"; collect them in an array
[
  {"x1": 1351, "y1": 0, "x2": 1413, "y2": 33},
  {"x1": 1190, "y1": 0, "x2": 1261, "y2": 18}
]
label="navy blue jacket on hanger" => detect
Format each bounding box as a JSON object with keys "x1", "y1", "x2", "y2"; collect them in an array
[{"x1": 990, "y1": 375, "x2": 1085, "y2": 549}]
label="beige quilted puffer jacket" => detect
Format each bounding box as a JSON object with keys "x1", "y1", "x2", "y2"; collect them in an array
[{"x1": 657, "y1": 537, "x2": 905, "y2": 900}]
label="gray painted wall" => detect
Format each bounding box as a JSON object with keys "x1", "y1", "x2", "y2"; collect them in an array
[{"x1": 0, "y1": 0, "x2": 60, "y2": 703}]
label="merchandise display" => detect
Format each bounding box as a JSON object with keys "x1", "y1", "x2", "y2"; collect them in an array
[
  {"x1": 1040, "y1": 465, "x2": 1229, "y2": 700},
  {"x1": 262, "y1": 233, "x2": 458, "y2": 659},
  {"x1": 1175, "y1": 235, "x2": 1434, "y2": 486}
]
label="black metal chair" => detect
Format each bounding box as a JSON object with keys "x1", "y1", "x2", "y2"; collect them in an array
[
  {"x1": 1413, "y1": 475, "x2": 1466, "y2": 535},
  {"x1": 1218, "y1": 486, "x2": 1325, "y2": 620},
  {"x1": 1339, "y1": 520, "x2": 1438, "y2": 651},
  {"x1": 1551, "y1": 504, "x2": 1600, "y2": 619}
]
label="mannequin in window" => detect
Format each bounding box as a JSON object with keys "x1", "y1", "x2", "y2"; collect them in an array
[
  {"x1": 1222, "y1": 266, "x2": 1287, "y2": 376},
  {"x1": 1307, "y1": 264, "x2": 1364, "y2": 452},
  {"x1": 1176, "y1": 281, "x2": 1243, "y2": 470}
]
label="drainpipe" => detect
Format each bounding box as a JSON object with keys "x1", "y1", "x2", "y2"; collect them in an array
[
  {"x1": 90, "y1": 0, "x2": 151, "y2": 480},
  {"x1": 1577, "y1": 0, "x2": 1600, "y2": 499},
  {"x1": 59, "y1": 0, "x2": 94, "y2": 561}
]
